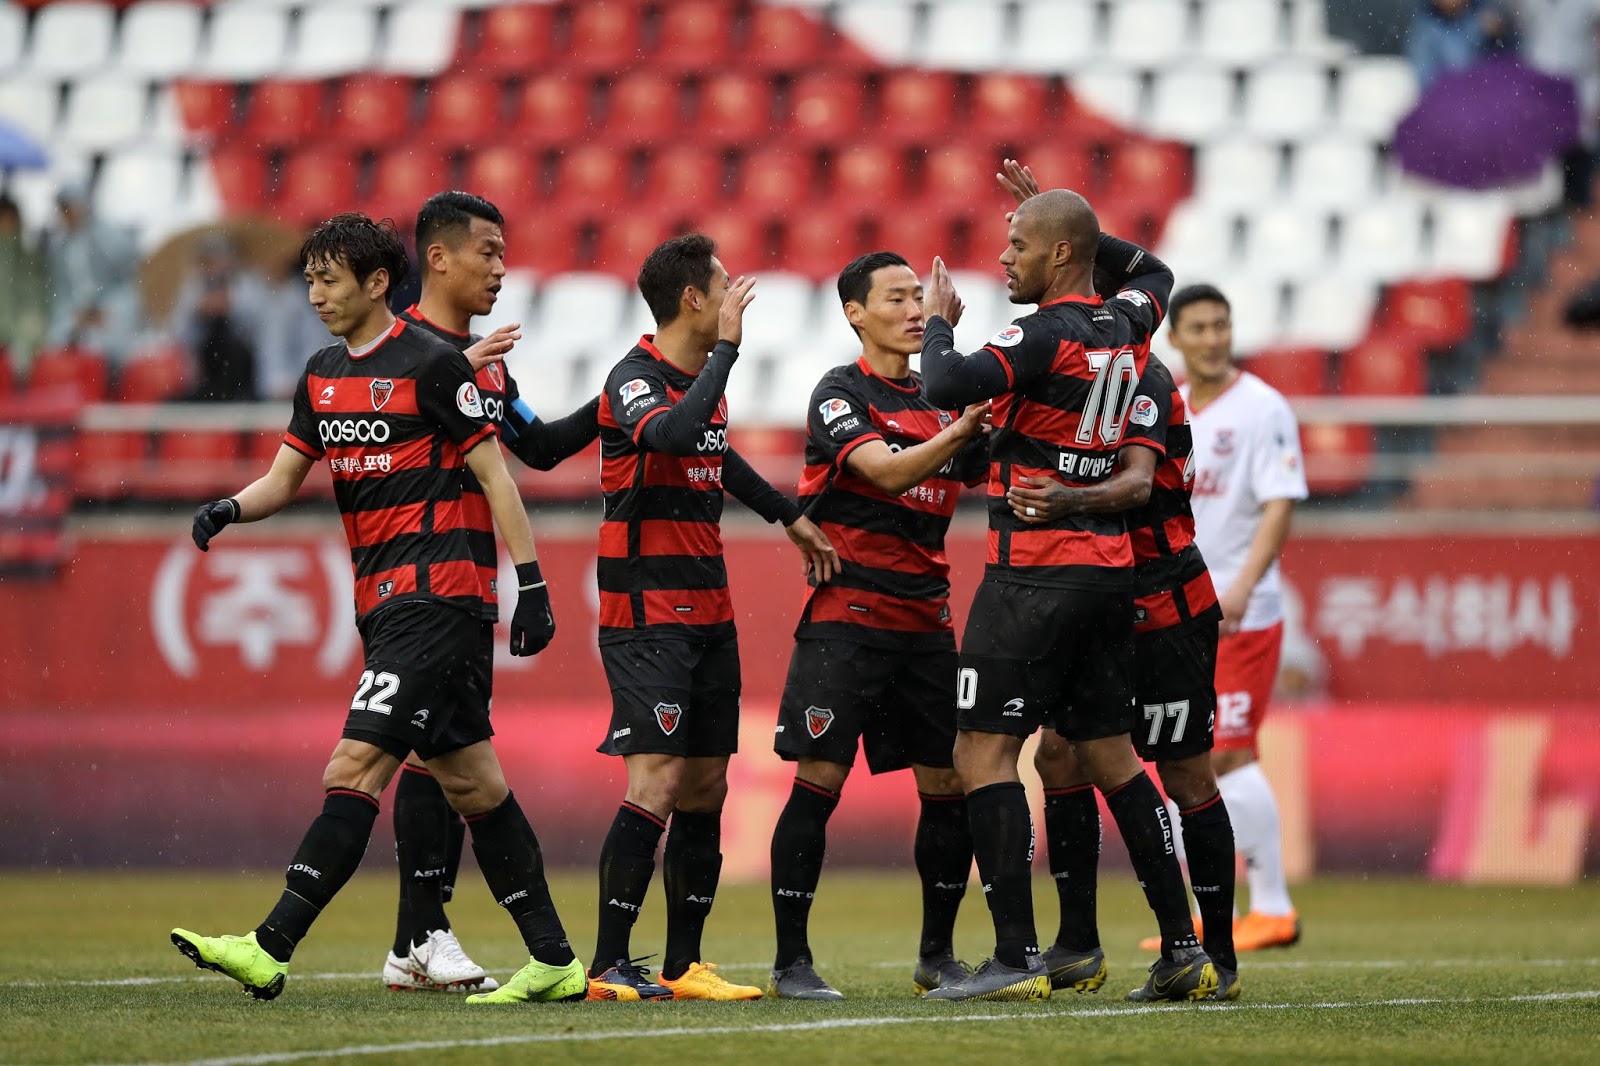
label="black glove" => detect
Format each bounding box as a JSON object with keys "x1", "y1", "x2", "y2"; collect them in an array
[
  {"x1": 510, "y1": 560, "x2": 555, "y2": 656},
  {"x1": 192, "y1": 498, "x2": 241, "y2": 551}
]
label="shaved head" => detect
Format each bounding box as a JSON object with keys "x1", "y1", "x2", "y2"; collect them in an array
[
  {"x1": 1001, "y1": 188, "x2": 1101, "y2": 305},
  {"x1": 1015, "y1": 189, "x2": 1099, "y2": 268}
]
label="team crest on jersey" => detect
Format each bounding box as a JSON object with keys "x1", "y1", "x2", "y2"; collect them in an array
[
  {"x1": 1129, "y1": 395, "x2": 1159, "y2": 428},
  {"x1": 370, "y1": 379, "x2": 394, "y2": 410},
  {"x1": 805, "y1": 706, "x2": 835, "y2": 739},
  {"x1": 1215, "y1": 429, "x2": 1235, "y2": 456},
  {"x1": 484, "y1": 363, "x2": 504, "y2": 391},
  {"x1": 620, "y1": 378, "x2": 651, "y2": 404},
  {"x1": 653, "y1": 702, "x2": 682, "y2": 735},
  {"x1": 989, "y1": 325, "x2": 1025, "y2": 348},
  {"x1": 819, "y1": 398, "x2": 852, "y2": 424},
  {"x1": 456, "y1": 381, "x2": 484, "y2": 417}
]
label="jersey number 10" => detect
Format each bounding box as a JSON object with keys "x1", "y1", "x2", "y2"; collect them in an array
[{"x1": 1076, "y1": 348, "x2": 1140, "y2": 447}]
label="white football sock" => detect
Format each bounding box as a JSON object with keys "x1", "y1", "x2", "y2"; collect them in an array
[{"x1": 1217, "y1": 761, "x2": 1294, "y2": 916}]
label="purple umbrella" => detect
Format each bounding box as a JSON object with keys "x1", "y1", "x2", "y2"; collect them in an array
[{"x1": 1393, "y1": 55, "x2": 1579, "y2": 190}]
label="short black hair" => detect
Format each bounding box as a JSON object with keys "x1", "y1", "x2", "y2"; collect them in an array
[
  {"x1": 637, "y1": 233, "x2": 717, "y2": 326},
  {"x1": 415, "y1": 191, "x2": 504, "y2": 257},
  {"x1": 837, "y1": 250, "x2": 911, "y2": 309},
  {"x1": 1169, "y1": 283, "x2": 1230, "y2": 329},
  {"x1": 300, "y1": 212, "x2": 410, "y2": 298}
]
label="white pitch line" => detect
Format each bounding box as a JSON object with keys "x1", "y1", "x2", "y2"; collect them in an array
[{"x1": 83, "y1": 990, "x2": 1600, "y2": 1066}]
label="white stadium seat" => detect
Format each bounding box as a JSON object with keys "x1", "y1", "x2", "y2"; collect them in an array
[
  {"x1": 1242, "y1": 62, "x2": 1331, "y2": 139},
  {"x1": 1194, "y1": 138, "x2": 1282, "y2": 208},
  {"x1": 27, "y1": 1, "x2": 114, "y2": 78},
  {"x1": 922, "y1": 1, "x2": 1009, "y2": 72},
  {"x1": 93, "y1": 147, "x2": 184, "y2": 230},
  {"x1": 1290, "y1": 135, "x2": 1379, "y2": 209},
  {"x1": 527, "y1": 272, "x2": 629, "y2": 359},
  {"x1": 948, "y1": 271, "x2": 1009, "y2": 342},
  {"x1": 1157, "y1": 201, "x2": 1238, "y2": 281},
  {"x1": 0, "y1": 5, "x2": 26, "y2": 71},
  {"x1": 1339, "y1": 199, "x2": 1426, "y2": 282},
  {"x1": 284, "y1": 8, "x2": 380, "y2": 78},
  {"x1": 1209, "y1": 272, "x2": 1283, "y2": 354},
  {"x1": 737, "y1": 271, "x2": 819, "y2": 361},
  {"x1": 1242, "y1": 203, "x2": 1330, "y2": 279},
  {"x1": 1197, "y1": 0, "x2": 1285, "y2": 66},
  {"x1": 1147, "y1": 65, "x2": 1236, "y2": 141},
  {"x1": 1336, "y1": 55, "x2": 1419, "y2": 140},
  {"x1": 380, "y1": 4, "x2": 464, "y2": 77},
  {"x1": 1071, "y1": 69, "x2": 1144, "y2": 126},
  {"x1": 0, "y1": 79, "x2": 61, "y2": 143},
  {"x1": 116, "y1": 1, "x2": 204, "y2": 79},
  {"x1": 1011, "y1": 1, "x2": 1097, "y2": 74},
  {"x1": 198, "y1": 7, "x2": 291, "y2": 80},
  {"x1": 1427, "y1": 196, "x2": 1513, "y2": 280},
  {"x1": 834, "y1": 2, "x2": 920, "y2": 64},
  {"x1": 60, "y1": 77, "x2": 148, "y2": 152},
  {"x1": 1283, "y1": 274, "x2": 1378, "y2": 350},
  {"x1": 1105, "y1": 0, "x2": 1190, "y2": 69}
]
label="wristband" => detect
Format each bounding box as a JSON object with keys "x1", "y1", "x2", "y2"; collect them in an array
[
  {"x1": 226, "y1": 498, "x2": 241, "y2": 522},
  {"x1": 514, "y1": 560, "x2": 544, "y2": 591}
]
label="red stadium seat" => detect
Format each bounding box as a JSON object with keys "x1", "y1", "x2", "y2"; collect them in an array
[
  {"x1": 1339, "y1": 334, "x2": 1425, "y2": 396},
  {"x1": 736, "y1": 146, "x2": 817, "y2": 211},
  {"x1": 875, "y1": 213, "x2": 961, "y2": 274},
  {"x1": 1301, "y1": 422, "x2": 1373, "y2": 496},
  {"x1": 826, "y1": 143, "x2": 908, "y2": 206},
  {"x1": 0, "y1": 349, "x2": 12, "y2": 395},
  {"x1": 970, "y1": 73, "x2": 1055, "y2": 145},
  {"x1": 641, "y1": 145, "x2": 728, "y2": 210},
  {"x1": 785, "y1": 72, "x2": 865, "y2": 147},
  {"x1": 688, "y1": 210, "x2": 771, "y2": 272},
  {"x1": 173, "y1": 82, "x2": 236, "y2": 139},
  {"x1": 248, "y1": 430, "x2": 287, "y2": 463},
  {"x1": 1377, "y1": 278, "x2": 1472, "y2": 350},
  {"x1": 604, "y1": 72, "x2": 685, "y2": 147},
  {"x1": 879, "y1": 71, "x2": 958, "y2": 147},
  {"x1": 157, "y1": 429, "x2": 241, "y2": 464},
  {"x1": 461, "y1": 145, "x2": 540, "y2": 217},
  {"x1": 551, "y1": 144, "x2": 634, "y2": 214},
  {"x1": 242, "y1": 80, "x2": 324, "y2": 148},
  {"x1": 328, "y1": 77, "x2": 414, "y2": 150},
  {"x1": 513, "y1": 74, "x2": 594, "y2": 148},
  {"x1": 696, "y1": 71, "x2": 776, "y2": 145},
  {"x1": 516, "y1": 211, "x2": 584, "y2": 276},
  {"x1": 921, "y1": 145, "x2": 1002, "y2": 214},
  {"x1": 784, "y1": 211, "x2": 868, "y2": 278},
  {"x1": 1107, "y1": 139, "x2": 1191, "y2": 213},
  {"x1": 1008, "y1": 143, "x2": 1096, "y2": 197},
  {"x1": 206, "y1": 147, "x2": 269, "y2": 212},
  {"x1": 745, "y1": 4, "x2": 826, "y2": 72},
  {"x1": 589, "y1": 213, "x2": 673, "y2": 273},
  {"x1": 28, "y1": 347, "x2": 109, "y2": 401},
  {"x1": 1245, "y1": 348, "x2": 1328, "y2": 397},
  {"x1": 154, "y1": 430, "x2": 245, "y2": 499},
  {"x1": 116, "y1": 347, "x2": 189, "y2": 403},
  {"x1": 276, "y1": 148, "x2": 361, "y2": 225},
  {"x1": 420, "y1": 75, "x2": 505, "y2": 149},
  {"x1": 365, "y1": 149, "x2": 452, "y2": 225},
  {"x1": 476, "y1": 3, "x2": 557, "y2": 75},
  {"x1": 567, "y1": 0, "x2": 643, "y2": 73},
  {"x1": 73, "y1": 431, "x2": 149, "y2": 499},
  {"x1": 653, "y1": 0, "x2": 735, "y2": 72}
]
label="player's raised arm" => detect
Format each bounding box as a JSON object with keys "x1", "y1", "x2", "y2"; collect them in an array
[{"x1": 920, "y1": 258, "x2": 1013, "y2": 408}]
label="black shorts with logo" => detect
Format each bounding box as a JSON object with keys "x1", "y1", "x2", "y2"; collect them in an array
[
  {"x1": 341, "y1": 602, "x2": 494, "y2": 761},
  {"x1": 775, "y1": 638, "x2": 958, "y2": 774},
  {"x1": 598, "y1": 633, "x2": 741, "y2": 758},
  {"x1": 1130, "y1": 611, "x2": 1220, "y2": 762},
  {"x1": 957, "y1": 578, "x2": 1137, "y2": 742}
]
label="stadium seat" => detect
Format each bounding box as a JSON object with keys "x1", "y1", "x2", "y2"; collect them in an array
[
  {"x1": 1340, "y1": 199, "x2": 1427, "y2": 282},
  {"x1": 115, "y1": 0, "x2": 203, "y2": 78},
  {"x1": 736, "y1": 271, "x2": 817, "y2": 360},
  {"x1": 276, "y1": 148, "x2": 361, "y2": 225},
  {"x1": 1156, "y1": 202, "x2": 1238, "y2": 282},
  {"x1": 365, "y1": 149, "x2": 452, "y2": 224},
  {"x1": 460, "y1": 145, "x2": 538, "y2": 217},
  {"x1": 1147, "y1": 65, "x2": 1236, "y2": 142},
  {"x1": 1105, "y1": 0, "x2": 1190, "y2": 69},
  {"x1": 825, "y1": 143, "x2": 908, "y2": 206},
  {"x1": 1243, "y1": 347, "x2": 1328, "y2": 397},
  {"x1": 969, "y1": 73, "x2": 1054, "y2": 146},
  {"x1": 695, "y1": 71, "x2": 776, "y2": 145},
  {"x1": 155, "y1": 430, "x2": 245, "y2": 498},
  {"x1": 1011, "y1": 1, "x2": 1096, "y2": 73},
  {"x1": 1007, "y1": 143, "x2": 1095, "y2": 197},
  {"x1": 785, "y1": 72, "x2": 867, "y2": 146},
  {"x1": 73, "y1": 430, "x2": 148, "y2": 498},
  {"x1": 948, "y1": 269, "x2": 1009, "y2": 336},
  {"x1": 379, "y1": 3, "x2": 462, "y2": 77},
  {"x1": 1427, "y1": 196, "x2": 1513, "y2": 280},
  {"x1": 604, "y1": 72, "x2": 686, "y2": 147},
  {"x1": 94, "y1": 147, "x2": 185, "y2": 230},
  {"x1": 653, "y1": 0, "x2": 735, "y2": 72},
  {"x1": 1377, "y1": 278, "x2": 1472, "y2": 350},
  {"x1": 1335, "y1": 55, "x2": 1419, "y2": 140},
  {"x1": 922, "y1": 0, "x2": 1009, "y2": 72},
  {"x1": 642, "y1": 145, "x2": 727, "y2": 209},
  {"x1": 1300, "y1": 421, "x2": 1373, "y2": 495},
  {"x1": 687, "y1": 210, "x2": 771, "y2": 272},
  {"x1": 922, "y1": 145, "x2": 1001, "y2": 214},
  {"x1": 1197, "y1": 0, "x2": 1285, "y2": 66},
  {"x1": 566, "y1": 0, "x2": 644, "y2": 73},
  {"x1": 0, "y1": 351, "x2": 12, "y2": 396},
  {"x1": 1283, "y1": 274, "x2": 1379, "y2": 350},
  {"x1": 0, "y1": 79, "x2": 60, "y2": 143},
  {"x1": 0, "y1": 6, "x2": 21, "y2": 71},
  {"x1": 834, "y1": 1, "x2": 918, "y2": 64},
  {"x1": 1243, "y1": 204, "x2": 1330, "y2": 279},
  {"x1": 1106, "y1": 140, "x2": 1190, "y2": 214},
  {"x1": 247, "y1": 430, "x2": 286, "y2": 464},
  {"x1": 1339, "y1": 333, "x2": 1425, "y2": 395},
  {"x1": 745, "y1": 4, "x2": 829, "y2": 72},
  {"x1": 879, "y1": 213, "x2": 963, "y2": 273},
  {"x1": 1243, "y1": 62, "x2": 1331, "y2": 139},
  {"x1": 28, "y1": 347, "x2": 110, "y2": 401},
  {"x1": 419, "y1": 74, "x2": 504, "y2": 149},
  {"x1": 172, "y1": 82, "x2": 236, "y2": 140},
  {"x1": 328, "y1": 76, "x2": 414, "y2": 149},
  {"x1": 242, "y1": 80, "x2": 326, "y2": 148},
  {"x1": 527, "y1": 272, "x2": 630, "y2": 361},
  {"x1": 60, "y1": 76, "x2": 147, "y2": 152},
  {"x1": 1194, "y1": 138, "x2": 1281, "y2": 208},
  {"x1": 198, "y1": 6, "x2": 291, "y2": 81},
  {"x1": 475, "y1": 2, "x2": 556, "y2": 75},
  {"x1": 513, "y1": 74, "x2": 593, "y2": 148},
  {"x1": 1070, "y1": 70, "x2": 1144, "y2": 128},
  {"x1": 1290, "y1": 135, "x2": 1378, "y2": 209},
  {"x1": 737, "y1": 146, "x2": 817, "y2": 211},
  {"x1": 1206, "y1": 272, "x2": 1282, "y2": 353},
  {"x1": 204, "y1": 147, "x2": 270, "y2": 212},
  {"x1": 551, "y1": 144, "x2": 634, "y2": 215},
  {"x1": 513, "y1": 213, "x2": 583, "y2": 276},
  {"x1": 879, "y1": 71, "x2": 959, "y2": 148},
  {"x1": 784, "y1": 211, "x2": 869, "y2": 278},
  {"x1": 284, "y1": 7, "x2": 379, "y2": 77},
  {"x1": 115, "y1": 347, "x2": 188, "y2": 403},
  {"x1": 27, "y1": 0, "x2": 114, "y2": 77}
]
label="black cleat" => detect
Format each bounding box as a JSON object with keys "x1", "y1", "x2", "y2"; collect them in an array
[
  {"x1": 911, "y1": 953, "x2": 973, "y2": 995},
  {"x1": 1040, "y1": 944, "x2": 1106, "y2": 992},
  {"x1": 1126, "y1": 945, "x2": 1219, "y2": 1003}
]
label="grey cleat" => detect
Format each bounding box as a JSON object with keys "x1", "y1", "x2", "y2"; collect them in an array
[
  {"x1": 1126, "y1": 945, "x2": 1219, "y2": 1003},
  {"x1": 767, "y1": 957, "x2": 844, "y2": 1000},
  {"x1": 911, "y1": 953, "x2": 973, "y2": 995},
  {"x1": 1208, "y1": 964, "x2": 1241, "y2": 1001},
  {"x1": 920, "y1": 955, "x2": 1051, "y2": 1002},
  {"x1": 1040, "y1": 944, "x2": 1106, "y2": 993}
]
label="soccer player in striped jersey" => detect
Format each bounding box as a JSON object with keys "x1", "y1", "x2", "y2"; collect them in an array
[
  {"x1": 918, "y1": 189, "x2": 1215, "y2": 1003},
  {"x1": 765, "y1": 252, "x2": 991, "y2": 1001},
  {"x1": 587, "y1": 234, "x2": 838, "y2": 1002},
  {"x1": 382, "y1": 190, "x2": 601, "y2": 994},
  {"x1": 173, "y1": 214, "x2": 586, "y2": 1006}
]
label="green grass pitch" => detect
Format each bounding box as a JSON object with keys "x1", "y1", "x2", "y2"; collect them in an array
[{"x1": 4, "y1": 870, "x2": 1598, "y2": 1064}]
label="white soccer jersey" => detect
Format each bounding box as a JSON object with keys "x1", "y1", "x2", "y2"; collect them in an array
[{"x1": 1182, "y1": 371, "x2": 1308, "y2": 631}]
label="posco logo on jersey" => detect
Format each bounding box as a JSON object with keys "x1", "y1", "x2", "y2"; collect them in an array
[{"x1": 319, "y1": 418, "x2": 392, "y2": 445}]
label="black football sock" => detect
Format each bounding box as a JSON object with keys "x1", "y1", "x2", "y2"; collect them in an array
[
  {"x1": 966, "y1": 782, "x2": 1038, "y2": 970},
  {"x1": 661, "y1": 809, "x2": 722, "y2": 981},
  {"x1": 466, "y1": 792, "x2": 574, "y2": 966},
  {"x1": 441, "y1": 804, "x2": 466, "y2": 905},
  {"x1": 591, "y1": 802, "x2": 666, "y2": 974},
  {"x1": 1103, "y1": 773, "x2": 1198, "y2": 960},
  {"x1": 256, "y1": 788, "x2": 379, "y2": 963},
  {"x1": 392, "y1": 765, "x2": 451, "y2": 956},
  {"x1": 1179, "y1": 791, "x2": 1238, "y2": 972},
  {"x1": 914, "y1": 791, "x2": 971, "y2": 959},
  {"x1": 770, "y1": 780, "x2": 841, "y2": 969},
  {"x1": 1043, "y1": 784, "x2": 1102, "y2": 953}
]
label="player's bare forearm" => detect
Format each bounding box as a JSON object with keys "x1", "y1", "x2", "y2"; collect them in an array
[
  {"x1": 1231, "y1": 497, "x2": 1295, "y2": 598},
  {"x1": 232, "y1": 445, "x2": 314, "y2": 521},
  {"x1": 1006, "y1": 446, "x2": 1156, "y2": 522},
  {"x1": 465, "y1": 438, "x2": 537, "y2": 566},
  {"x1": 847, "y1": 407, "x2": 989, "y2": 497}
]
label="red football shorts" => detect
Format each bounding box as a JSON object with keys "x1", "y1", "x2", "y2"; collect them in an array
[{"x1": 1212, "y1": 621, "x2": 1284, "y2": 755}]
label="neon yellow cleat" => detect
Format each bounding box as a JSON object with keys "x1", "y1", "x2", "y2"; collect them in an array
[
  {"x1": 659, "y1": 962, "x2": 763, "y2": 1001},
  {"x1": 465, "y1": 957, "x2": 587, "y2": 1004},
  {"x1": 170, "y1": 928, "x2": 288, "y2": 1001}
]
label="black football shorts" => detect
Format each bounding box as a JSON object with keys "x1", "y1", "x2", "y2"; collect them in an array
[
  {"x1": 1130, "y1": 612, "x2": 1220, "y2": 762},
  {"x1": 341, "y1": 602, "x2": 494, "y2": 761},
  {"x1": 598, "y1": 634, "x2": 741, "y2": 758},
  {"x1": 957, "y1": 578, "x2": 1137, "y2": 742},
  {"x1": 774, "y1": 638, "x2": 958, "y2": 774}
]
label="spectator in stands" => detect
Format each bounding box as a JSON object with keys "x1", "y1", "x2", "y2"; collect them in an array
[
  {"x1": 170, "y1": 233, "x2": 269, "y2": 402},
  {"x1": 42, "y1": 182, "x2": 142, "y2": 364},
  {"x1": 254, "y1": 254, "x2": 329, "y2": 401},
  {"x1": 1408, "y1": 0, "x2": 1516, "y2": 86},
  {"x1": 1512, "y1": 0, "x2": 1600, "y2": 205},
  {"x1": 0, "y1": 193, "x2": 49, "y2": 378}
]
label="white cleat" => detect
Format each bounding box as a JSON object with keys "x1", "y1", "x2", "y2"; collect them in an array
[{"x1": 383, "y1": 930, "x2": 498, "y2": 992}]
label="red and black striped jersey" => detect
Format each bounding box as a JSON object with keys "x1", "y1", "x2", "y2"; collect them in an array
[
  {"x1": 284, "y1": 319, "x2": 497, "y2": 622},
  {"x1": 1120, "y1": 358, "x2": 1219, "y2": 634},
  {"x1": 795, "y1": 357, "x2": 986, "y2": 649},
  {"x1": 978, "y1": 289, "x2": 1161, "y2": 589},
  {"x1": 596, "y1": 337, "x2": 736, "y2": 644}
]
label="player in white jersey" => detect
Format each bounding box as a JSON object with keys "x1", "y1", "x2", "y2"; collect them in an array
[{"x1": 1168, "y1": 284, "x2": 1307, "y2": 953}]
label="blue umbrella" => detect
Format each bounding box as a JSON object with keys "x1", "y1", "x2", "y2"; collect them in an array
[
  {"x1": 1393, "y1": 56, "x2": 1579, "y2": 190},
  {"x1": 0, "y1": 120, "x2": 48, "y2": 170}
]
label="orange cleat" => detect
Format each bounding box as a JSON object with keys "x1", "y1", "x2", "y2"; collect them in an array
[{"x1": 1232, "y1": 910, "x2": 1300, "y2": 951}]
